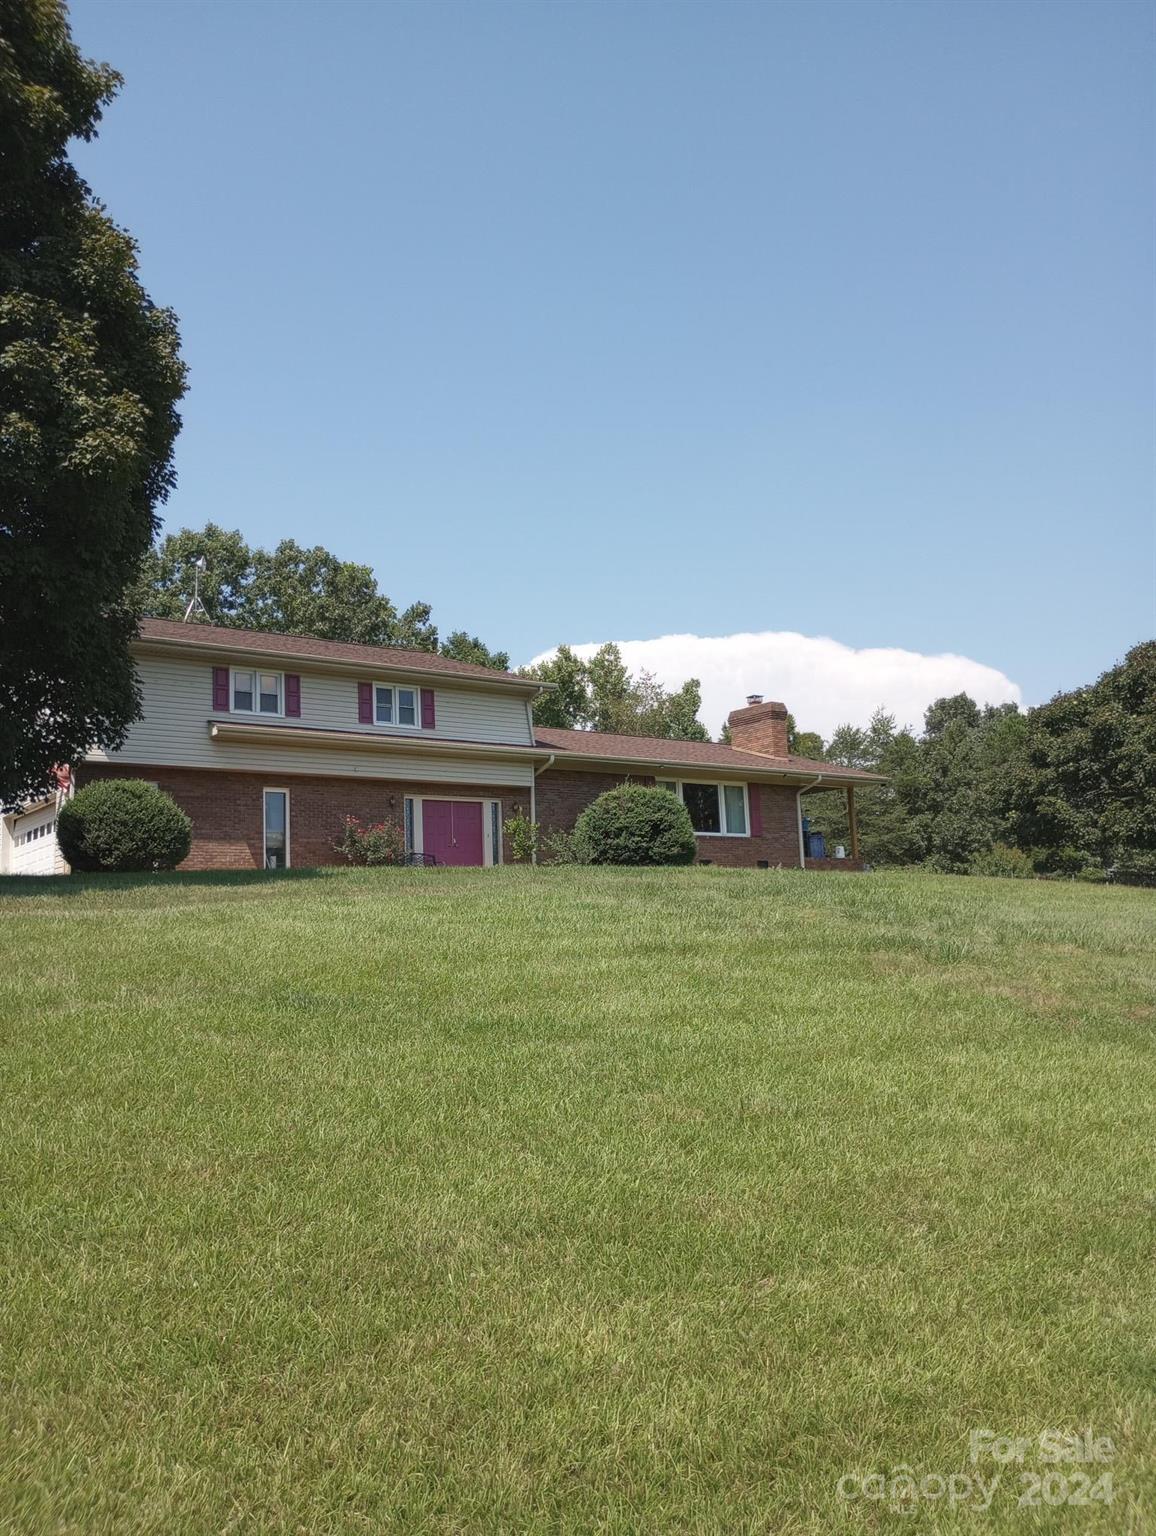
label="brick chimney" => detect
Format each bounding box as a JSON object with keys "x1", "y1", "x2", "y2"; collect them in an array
[{"x1": 727, "y1": 698, "x2": 789, "y2": 757}]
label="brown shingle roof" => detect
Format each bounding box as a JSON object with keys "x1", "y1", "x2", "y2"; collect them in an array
[
  {"x1": 533, "y1": 726, "x2": 884, "y2": 782},
  {"x1": 135, "y1": 618, "x2": 542, "y2": 687}
]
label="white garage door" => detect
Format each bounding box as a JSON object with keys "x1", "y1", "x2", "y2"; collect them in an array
[{"x1": 10, "y1": 808, "x2": 61, "y2": 875}]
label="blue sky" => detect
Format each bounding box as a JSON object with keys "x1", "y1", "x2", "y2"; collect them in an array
[{"x1": 70, "y1": 0, "x2": 1153, "y2": 728}]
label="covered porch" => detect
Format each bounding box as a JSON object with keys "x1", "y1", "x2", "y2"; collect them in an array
[{"x1": 800, "y1": 782, "x2": 866, "y2": 871}]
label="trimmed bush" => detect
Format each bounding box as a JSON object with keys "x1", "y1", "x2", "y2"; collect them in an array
[
  {"x1": 574, "y1": 784, "x2": 696, "y2": 866},
  {"x1": 57, "y1": 779, "x2": 192, "y2": 873}
]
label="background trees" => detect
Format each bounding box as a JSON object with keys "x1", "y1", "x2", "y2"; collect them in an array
[
  {"x1": 134, "y1": 523, "x2": 510, "y2": 667},
  {"x1": 522, "y1": 644, "x2": 710, "y2": 740},
  {"x1": 1, "y1": 0, "x2": 186, "y2": 808},
  {"x1": 1004, "y1": 641, "x2": 1156, "y2": 878},
  {"x1": 801, "y1": 645, "x2": 1154, "y2": 880}
]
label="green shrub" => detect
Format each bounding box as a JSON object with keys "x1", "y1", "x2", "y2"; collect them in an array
[
  {"x1": 1109, "y1": 851, "x2": 1156, "y2": 887},
  {"x1": 1034, "y1": 844, "x2": 1091, "y2": 878},
  {"x1": 57, "y1": 779, "x2": 192, "y2": 873},
  {"x1": 334, "y1": 816, "x2": 406, "y2": 866},
  {"x1": 573, "y1": 784, "x2": 696, "y2": 866},
  {"x1": 969, "y1": 843, "x2": 1036, "y2": 879},
  {"x1": 503, "y1": 812, "x2": 539, "y2": 864},
  {"x1": 539, "y1": 827, "x2": 589, "y2": 865}
]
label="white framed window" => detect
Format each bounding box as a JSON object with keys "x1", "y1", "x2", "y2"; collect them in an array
[
  {"x1": 263, "y1": 788, "x2": 290, "y2": 869},
  {"x1": 233, "y1": 669, "x2": 283, "y2": 715},
  {"x1": 659, "y1": 780, "x2": 749, "y2": 837},
  {"x1": 16, "y1": 820, "x2": 55, "y2": 846},
  {"x1": 373, "y1": 683, "x2": 419, "y2": 728}
]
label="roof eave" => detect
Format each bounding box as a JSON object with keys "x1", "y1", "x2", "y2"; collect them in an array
[
  {"x1": 538, "y1": 746, "x2": 884, "y2": 785},
  {"x1": 134, "y1": 633, "x2": 550, "y2": 696},
  {"x1": 209, "y1": 720, "x2": 549, "y2": 761}
]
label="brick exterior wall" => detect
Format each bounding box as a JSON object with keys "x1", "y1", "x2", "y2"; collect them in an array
[
  {"x1": 695, "y1": 782, "x2": 800, "y2": 867},
  {"x1": 726, "y1": 700, "x2": 789, "y2": 757},
  {"x1": 75, "y1": 764, "x2": 530, "y2": 871},
  {"x1": 75, "y1": 763, "x2": 816, "y2": 873},
  {"x1": 534, "y1": 768, "x2": 803, "y2": 868},
  {"x1": 534, "y1": 767, "x2": 656, "y2": 843}
]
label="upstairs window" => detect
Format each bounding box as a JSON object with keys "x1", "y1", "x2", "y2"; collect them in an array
[
  {"x1": 233, "y1": 669, "x2": 282, "y2": 715},
  {"x1": 374, "y1": 684, "x2": 418, "y2": 727}
]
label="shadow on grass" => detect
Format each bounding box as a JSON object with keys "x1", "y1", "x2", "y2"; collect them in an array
[{"x1": 0, "y1": 868, "x2": 330, "y2": 899}]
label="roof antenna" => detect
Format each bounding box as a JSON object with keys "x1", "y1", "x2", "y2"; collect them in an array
[{"x1": 182, "y1": 555, "x2": 210, "y2": 623}]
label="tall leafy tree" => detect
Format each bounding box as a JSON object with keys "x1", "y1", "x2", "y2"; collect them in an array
[
  {"x1": 133, "y1": 523, "x2": 255, "y2": 626},
  {"x1": 0, "y1": 0, "x2": 186, "y2": 807},
  {"x1": 134, "y1": 524, "x2": 455, "y2": 654},
  {"x1": 522, "y1": 645, "x2": 590, "y2": 728},
  {"x1": 786, "y1": 714, "x2": 824, "y2": 760},
  {"x1": 522, "y1": 643, "x2": 709, "y2": 740},
  {"x1": 1005, "y1": 642, "x2": 1156, "y2": 872},
  {"x1": 585, "y1": 644, "x2": 635, "y2": 733},
  {"x1": 439, "y1": 631, "x2": 510, "y2": 672}
]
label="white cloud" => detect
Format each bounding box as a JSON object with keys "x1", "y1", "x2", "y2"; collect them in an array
[{"x1": 528, "y1": 630, "x2": 1022, "y2": 740}]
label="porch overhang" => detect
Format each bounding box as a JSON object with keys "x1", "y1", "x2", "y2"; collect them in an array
[
  {"x1": 534, "y1": 750, "x2": 885, "y2": 789},
  {"x1": 208, "y1": 719, "x2": 548, "y2": 764}
]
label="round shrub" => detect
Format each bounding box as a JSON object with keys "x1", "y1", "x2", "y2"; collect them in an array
[
  {"x1": 57, "y1": 779, "x2": 192, "y2": 873},
  {"x1": 573, "y1": 784, "x2": 696, "y2": 866}
]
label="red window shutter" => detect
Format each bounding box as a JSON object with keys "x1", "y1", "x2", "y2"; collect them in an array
[
  {"x1": 358, "y1": 682, "x2": 372, "y2": 724},
  {"x1": 748, "y1": 785, "x2": 763, "y2": 837},
  {"x1": 420, "y1": 688, "x2": 435, "y2": 729},
  {"x1": 212, "y1": 667, "x2": 230, "y2": 712},
  {"x1": 285, "y1": 674, "x2": 301, "y2": 717}
]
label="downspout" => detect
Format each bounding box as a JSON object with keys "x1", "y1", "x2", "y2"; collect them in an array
[
  {"x1": 531, "y1": 753, "x2": 555, "y2": 866},
  {"x1": 796, "y1": 775, "x2": 822, "y2": 867}
]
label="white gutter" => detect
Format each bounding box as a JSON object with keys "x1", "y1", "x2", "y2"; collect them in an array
[
  {"x1": 529, "y1": 753, "x2": 555, "y2": 865},
  {"x1": 796, "y1": 775, "x2": 823, "y2": 867}
]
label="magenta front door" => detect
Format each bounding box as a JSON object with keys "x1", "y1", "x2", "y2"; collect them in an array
[{"x1": 422, "y1": 800, "x2": 485, "y2": 867}]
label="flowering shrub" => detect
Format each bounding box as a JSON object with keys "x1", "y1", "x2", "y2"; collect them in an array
[{"x1": 334, "y1": 816, "x2": 406, "y2": 867}]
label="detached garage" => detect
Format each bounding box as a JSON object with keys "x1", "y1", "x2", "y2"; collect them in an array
[{"x1": 0, "y1": 801, "x2": 67, "y2": 876}]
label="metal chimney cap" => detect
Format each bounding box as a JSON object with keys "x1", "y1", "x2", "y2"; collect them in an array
[{"x1": 746, "y1": 693, "x2": 763, "y2": 706}]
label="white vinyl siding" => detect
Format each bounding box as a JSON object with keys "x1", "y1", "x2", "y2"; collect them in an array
[{"x1": 86, "y1": 654, "x2": 535, "y2": 787}]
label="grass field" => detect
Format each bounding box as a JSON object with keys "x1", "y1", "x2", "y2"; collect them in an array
[{"x1": 1, "y1": 866, "x2": 1153, "y2": 1533}]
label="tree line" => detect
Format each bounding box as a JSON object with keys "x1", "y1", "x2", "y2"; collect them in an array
[{"x1": 798, "y1": 642, "x2": 1156, "y2": 883}]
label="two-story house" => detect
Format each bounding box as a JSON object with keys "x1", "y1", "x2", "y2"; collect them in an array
[{"x1": 3, "y1": 619, "x2": 881, "y2": 873}]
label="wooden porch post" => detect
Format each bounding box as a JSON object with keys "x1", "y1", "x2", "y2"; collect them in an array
[{"x1": 847, "y1": 785, "x2": 859, "y2": 862}]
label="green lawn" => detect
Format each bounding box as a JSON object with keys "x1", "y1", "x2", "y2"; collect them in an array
[{"x1": 1, "y1": 866, "x2": 1153, "y2": 1533}]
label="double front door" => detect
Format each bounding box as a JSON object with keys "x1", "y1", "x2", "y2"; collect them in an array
[{"x1": 421, "y1": 799, "x2": 485, "y2": 866}]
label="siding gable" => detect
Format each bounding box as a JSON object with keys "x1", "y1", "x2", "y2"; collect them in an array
[{"x1": 86, "y1": 653, "x2": 536, "y2": 788}]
